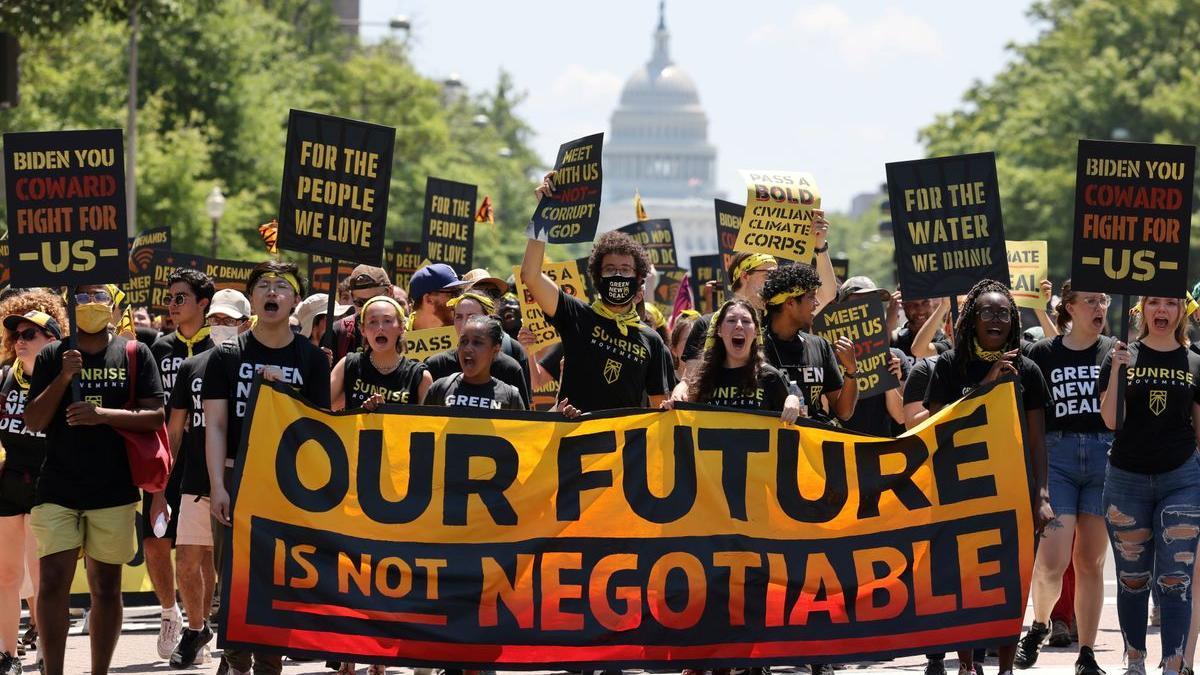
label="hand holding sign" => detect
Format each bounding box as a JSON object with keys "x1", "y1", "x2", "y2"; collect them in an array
[{"x1": 528, "y1": 134, "x2": 603, "y2": 244}]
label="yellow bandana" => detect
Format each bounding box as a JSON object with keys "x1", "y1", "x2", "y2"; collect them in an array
[
  {"x1": 360, "y1": 296, "x2": 406, "y2": 324},
  {"x1": 732, "y1": 253, "x2": 777, "y2": 284},
  {"x1": 643, "y1": 303, "x2": 667, "y2": 329},
  {"x1": 972, "y1": 340, "x2": 1005, "y2": 362},
  {"x1": 676, "y1": 309, "x2": 701, "y2": 321},
  {"x1": 446, "y1": 292, "x2": 496, "y2": 315},
  {"x1": 260, "y1": 272, "x2": 301, "y2": 295},
  {"x1": 12, "y1": 358, "x2": 28, "y2": 390},
  {"x1": 178, "y1": 326, "x2": 212, "y2": 357},
  {"x1": 766, "y1": 289, "x2": 812, "y2": 307},
  {"x1": 591, "y1": 300, "x2": 642, "y2": 336}
]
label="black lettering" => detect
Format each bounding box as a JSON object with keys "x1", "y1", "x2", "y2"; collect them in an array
[
  {"x1": 698, "y1": 427, "x2": 769, "y2": 521},
  {"x1": 357, "y1": 430, "x2": 433, "y2": 524},
  {"x1": 776, "y1": 430, "x2": 848, "y2": 522},
  {"x1": 933, "y1": 405, "x2": 998, "y2": 504},
  {"x1": 443, "y1": 434, "x2": 518, "y2": 526},
  {"x1": 855, "y1": 436, "x2": 932, "y2": 518},
  {"x1": 275, "y1": 418, "x2": 349, "y2": 513},
  {"x1": 556, "y1": 431, "x2": 615, "y2": 521},
  {"x1": 622, "y1": 427, "x2": 697, "y2": 523}
]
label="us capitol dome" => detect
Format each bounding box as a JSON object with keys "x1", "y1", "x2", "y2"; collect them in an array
[{"x1": 598, "y1": 2, "x2": 722, "y2": 273}]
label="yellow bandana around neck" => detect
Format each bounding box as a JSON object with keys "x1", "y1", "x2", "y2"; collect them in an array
[
  {"x1": 733, "y1": 253, "x2": 777, "y2": 284},
  {"x1": 12, "y1": 358, "x2": 28, "y2": 390},
  {"x1": 591, "y1": 300, "x2": 642, "y2": 336},
  {"x1": 178, "y1": 325, "x2": 212, "y2": 357},
  {"x1": 972, "y1": 340, "x2": 1005, "y2": 362}
]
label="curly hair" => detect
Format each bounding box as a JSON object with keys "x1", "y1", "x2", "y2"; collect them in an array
[
  {"x1": 760, "y1": 262, "x2": 821, "y2": 316},
  {"x1": 0, "y1": 289, "x2": 69, "y2": 364},
  {"x1": 951, "y1": 279, "x2": 1021, "y2": 376},
  {"x1": 687, "y1": 299, "x2": 765, "y2": 404},
  {"x1": 588, "y1": 231, "x2": 651, "y2": 285}
]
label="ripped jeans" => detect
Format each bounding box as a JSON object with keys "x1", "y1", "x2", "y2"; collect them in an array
[{"x1": 1103, "y1": 455, "x2": 1200, "y2": 661}]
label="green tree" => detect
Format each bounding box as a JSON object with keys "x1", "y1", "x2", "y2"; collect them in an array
[{"x1": 919, "y1": 0, "x2": 1200, "y2": 283}]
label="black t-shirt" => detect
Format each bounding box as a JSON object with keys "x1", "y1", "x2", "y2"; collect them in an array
[
  {"x1": 30, "y1": 337, "x2": 164, "y2": 509},
  {"x1": 135, "y1": 326, "x2": 160, "y2": 349},
  {"x1": 893, "y1": 323, "x2": 951, "y2": 359},
  {"x1": 1024, "y1": 335, "x2": 1115, "y2": 432},
  {"x1": 547, "y1": 290, "x2": 669, "y2": 412},
  {"x1": 425, "y1": 373, "x2": 525, "y2": 410},
  {"x1": 1099, "y1": 342, "x2": 1200, "y2": 474},
  {"x1": 0, "y1": 365, "x2": 48, "y2": 472},
  {"x1": 343, "y1": 352, "x2": 427, "y2": 408},
  {"x1": 701, "y1": 364, "x2": 789, "y2": 412},
  {"x1": 762, "y1": 327, "x2": 844, "y2": 423},
  {"x1": 201, "y1": 332, "x2": 331, "y2": 462},
  {"x1": 923, "y1": 349, "x2": 1050, "y2": 413},
  {"x1": 844, "y1": 348, "x2": 910, "y2": 436},
  {"x1": 426, "y1": 349, "x2": 531, "y2": 408},
  {"x1": 903, "y1": 357, "x2": 937, "y2": 406},
  {"x1": 680, "y1": 313, "x2": 712, "y2": 363},
  {"x1": 169, "y1": 352, "x2": 210, "y2": 496},
  {"x1": 152, "y1": 329, "x2": 215, "y2": 394},
  {"x1": 539, "y1": 342, "x2": 565, "y2": 381},
  {"x1": 501, "y1": 333, "x2": 532, "y2": 393}
]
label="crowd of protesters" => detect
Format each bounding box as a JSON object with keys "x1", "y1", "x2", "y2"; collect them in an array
[{"x1": 0, "y1": 172, "x2": 1197, "y2": 675}]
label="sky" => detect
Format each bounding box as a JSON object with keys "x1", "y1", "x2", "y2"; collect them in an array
[{"x1": 359, "y1": 0, "x2": 1042, "y2": 213}]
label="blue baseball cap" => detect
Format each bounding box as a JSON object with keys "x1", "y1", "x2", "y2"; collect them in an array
[{"x1": 408, "y1": 263, "x2": 470, "y2": 304}]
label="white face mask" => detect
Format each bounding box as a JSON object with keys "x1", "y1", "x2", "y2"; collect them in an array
[{"x1": 209, "y1": 325, "x2": 239, "y2": 345}]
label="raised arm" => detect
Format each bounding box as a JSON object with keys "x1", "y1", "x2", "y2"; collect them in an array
[
  {"x1": 910, "y1": 298, "x2": 950, "y2": 359},
  {"x1": 521, "y1": 171, "x2": 563, "y2": 318},
  {"x1": 812, "y1": 210, "x2": 837, "y2": 310}
]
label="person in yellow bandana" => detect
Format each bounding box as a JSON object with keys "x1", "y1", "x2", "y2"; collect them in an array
[{"x1": 521, "y1": 171, "x2": 671, "y2": 413}]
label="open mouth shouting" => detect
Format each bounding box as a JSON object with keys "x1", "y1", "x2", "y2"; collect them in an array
[
  {"x1": 730, "y1": 334, "x2": 748, "y2": 350},
  {"x1": 1153, "y1": 314, "x2": 1171, "y2": 330},
  {"x1": 262, "y1": 300, "x2": 280, "y2": 314},
  {"x1": 374, "y1": 335, "x2": 389, "y2": 347}
]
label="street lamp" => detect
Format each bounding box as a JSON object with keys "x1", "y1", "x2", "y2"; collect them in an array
[
  {"x1": 388, "y1": 15, "x2": 411, "y2": 32},
  {"x1": 205, "y1": 186, "x2": 226, "y2": 258}
]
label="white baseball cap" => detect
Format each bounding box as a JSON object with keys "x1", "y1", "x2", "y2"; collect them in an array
[
  {"x1": 295, "y1": 293, "x2": 352, "y2": 338},
  {"x1": 206, "y1": 289, "x2": 252, "y2": 320}
]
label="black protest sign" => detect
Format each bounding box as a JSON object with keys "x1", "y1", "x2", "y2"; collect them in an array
[
  {"x1": 813, "y1": 294, "x2": 897, "y2": 398},
  {"x1": 204, "y1": 257, "x2": 257, "y2": 293},
  {"x1": 529, "y1": 133, "x2": 603, "y2": 244},
  {"x1": 150, "y1": 249, "x2": 203, "y2": 312},
  {"x1": 619, "y1": 218, "x2": 680, "y2": 270},
  {"x1": 419, "y1": 177, "x2": 476, "y2": 275},
  {"x1": 390, "y1": 240, "x2": 421, "y2": 293},
  {"x1": 125, "y1": 226, "x2": 170, "y2": 306},
  {"x1": 690, "y1": 254, "x2": 725, "y2": 314},
  {"x1": 714, "y1": 199, "x2": 743, "y2": 285},
  {"x1": 3, "y1": 129, "x2": 128, "y2": 286},
  {"x1": 886, "y1": 152, "x2": 1008, "y2": 301},
  {"x1": 574, "y1": 255, "x2": 595, "y2": 297},
  {"x1": 653, "y1": 268, "x2": 689, "y2": 312},
  {"x1": 277, "y1": 110, "x2": 394, "y2": 265},
  {"x1": 0, "y1": 238, "x2": 8, "y2": 288},
  {"x1": 308, "y1": 255, "x2": 357, "y2": 296},
  {"x1": 831, "y1": 257, "x2": 850, "y2": 282},
  {"x1": 1070, "y1": 139, "x2": 1196, "y2": 296}
]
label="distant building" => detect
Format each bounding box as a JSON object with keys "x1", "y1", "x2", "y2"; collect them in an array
[
  {"x1": 332, "y1": 0, "x2": 359, "y2": 37},
  {"x1": 599, "y1": 2, "x2": 722, "y2": 274}
]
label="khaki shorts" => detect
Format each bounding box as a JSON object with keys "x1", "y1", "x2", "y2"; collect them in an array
[
  {"x1": 30, "y1": 502, "x2": 137, "y2": 565},
  {"x1": 176, "y1": 494, "x2": 213, "y2": 547}
]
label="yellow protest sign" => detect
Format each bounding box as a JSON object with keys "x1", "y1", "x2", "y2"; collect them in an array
[
  {"x1": 735, "y1": 170, "x2": 821, "y2": 262},
  {"x1": 403, "y1": 325, "x2": 457, "y2": 361},
  {"x1": 1006, "y1": 240, "x2": 1048, "y2": 310},
  {"x1": 513, "y1": 261, "x2": 590, "y2": 354}
]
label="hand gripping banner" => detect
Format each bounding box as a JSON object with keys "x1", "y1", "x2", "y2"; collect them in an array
[{"x1": 223, "y1": 380, "x2": 1035, "y2": 669}]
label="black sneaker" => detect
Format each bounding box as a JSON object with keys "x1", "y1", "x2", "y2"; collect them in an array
[
  {"x1": 0, "y1": 651, "x2": 21, "y2": 675},
  {"x1": 810, "y1": 665, "x2": 836, "y2": 675},
  {"x1": 926, "y1": 659, "x2": 947, "y2": 675},
  {"x1": 1075, "y1": 647, "x2": 1105, "y2": 675},
  {"x1": 1048, "y1": 619, "x2": 1072, "y2": 648},
  {"x1": 1015, "y1": 621, "x2": 1051, "y2": 669},
  {"x1": 170, "y1": 622, "x2": 214, "y2": 668}
]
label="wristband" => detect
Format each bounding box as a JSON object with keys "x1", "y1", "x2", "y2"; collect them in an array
[
  {"x1": 815, "y1": 243, "x2": 829, "y2": 254},
  {"x1": 525, "y1": 220, "x2": 549, "y2": 242}
]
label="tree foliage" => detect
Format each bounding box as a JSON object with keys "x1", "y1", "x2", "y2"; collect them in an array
[{"x1": 919, "y1": 0, "x2": 1200, "y2": 282}]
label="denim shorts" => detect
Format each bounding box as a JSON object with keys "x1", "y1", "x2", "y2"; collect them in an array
[{"x1": 1046, "y1": 430, "x2": 1112, "y2": 517}]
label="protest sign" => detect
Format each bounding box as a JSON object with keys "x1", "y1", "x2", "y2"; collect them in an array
[
  {"x1": 714, "y1": 199, "x2": 743, "y2": 285},
  {"x1": 530, "y1": 378, "x2": 560, "y2": 411},
  {"x1": 390, "y1": 240, "x2": 421, "y2": 293},
  {"x1": 653, "y1": 267, "x2": 688, "y2": 315},
  {"x1": 734, "y1": 171, "x2": 820, "y2": 263},
  {"x1": 573, "y1": 255, "x2": 595, "y2": 297},
  {"x1": 149, "y1": 250, "x2": 257, "y2": 311},
  {"x1": 1006, "y1": 241, "x2": 1047, "y2": 310},
  {"x1": 125, "y1": 227, "x2": 170, "y2": 306},
  {"x1": 403, "y1": 325, "x2": 458, "y2": 362},
  {"x1": 0, "y1": 238, "x2": 9, "y2": 288},
  {"x1": 831, "y1": 257, "x2": 850, "y2": 282},
  {"x1": 813, "y1": 294, "x2": 897, "y2": 397},
  {"x1": 528, "y1": 133, "x2": 603, "y2": 244},
  {"x1": 4, "y1": 129, "x2": 128, "y2": 286},
  {"x1": 689, "y1": 254, "x2": 726, "y2": 314},
  {"x1": 420, "y1": 177, "x2": 476, "y2": 275},
  {"x1": 513, "y1": 261, "x2": 590, "y2": 354},
  {"x1": 1070, "y1": 140, "x2": 1195, "y2": 296},
  {"x1": 308, "y1": 255, "x2": 357, "y2": 296},
  {"x1": 277, "y1": 110, "x2": 394, "y2": 265},
  {"x1": 226, "y1": 379, "x2": 1034, "y2": 668},
  {"x1": 619, "y1": 218, "x2": 680, "y2": 270},
  {"x1": 886, "y1": 152, "x2": 1008, "y2": 301}
]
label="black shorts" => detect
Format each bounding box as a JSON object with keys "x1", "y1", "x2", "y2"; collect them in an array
[
  {"x1": 141, "y1": 463, "x2": 183, "y2": 542},
  {"x1": 0, "y1": 465, "x2": 37, "y2": 516}
]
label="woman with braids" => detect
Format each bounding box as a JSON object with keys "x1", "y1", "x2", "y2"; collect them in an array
[
  {"x1": 666, "y1": 299, "x2": 804, "y2": 422},
  {"x1": 1014, "y1": 280, "x2": 1113, "y2": 674},
  {"x1": 1098, "y1": 295, "x2": 1200, "y2": 675},
  {"x1": 924, "y1": 279, "x2": 1052, "y2": 675},
  {"x1": 0, "y1": 290, "x2": 66, "y2": 674}
]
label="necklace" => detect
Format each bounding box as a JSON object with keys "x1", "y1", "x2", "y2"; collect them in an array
[{"x1": 369, "y1": 351, "x2": 400, "y2": 375}]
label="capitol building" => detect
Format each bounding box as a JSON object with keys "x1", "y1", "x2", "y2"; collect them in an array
[{"x1": 597, "y1": 3, "x2": 722, "y2": 271}]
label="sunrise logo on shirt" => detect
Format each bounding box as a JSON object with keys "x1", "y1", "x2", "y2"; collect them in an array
[
  {"x1": 1150, "y1": 389, "x2": 1167, "y2": 415},
  {"x1": 603, "y1": 358, "x2": 622, "y2": 384}
]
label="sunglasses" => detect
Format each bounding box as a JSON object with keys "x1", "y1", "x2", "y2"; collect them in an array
[
  {"x1": 74, "y1": 290, "x2": 112, "y2": 305},
  {"x1": 168, "y1": 292, "x2": 194, "y2": 307},
  {"x1": 12, "y1": 327, "x2": 47, "y2": 342}
]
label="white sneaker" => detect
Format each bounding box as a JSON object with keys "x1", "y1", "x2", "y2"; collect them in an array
[{"x1": 157, "y1": 605, "x2": 184, "y2": 660}]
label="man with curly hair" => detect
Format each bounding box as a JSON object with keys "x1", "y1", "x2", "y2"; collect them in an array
[{"x1": 521, "y1": 172, "x2": 671, "y2": 412}]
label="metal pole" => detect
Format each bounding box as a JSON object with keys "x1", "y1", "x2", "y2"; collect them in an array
[
  {"x1": 1116, "y1": 294, "x2": 1130, "y2": 430},
  {"x1": 211, "y1": 216, "x2": 218, "y2": 258},
  {"x1": 323, "y1": 258, "x2": 339, "y2": 350},
  {"x1": 126, "y1": 1, "x2": 138, "y2": 236}
]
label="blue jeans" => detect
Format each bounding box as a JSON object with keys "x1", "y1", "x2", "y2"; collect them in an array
[
  {"x1": 1046, "y1": 431, "x2": 1112, "y2": 517},
  {"x1": 1103, "y1": 455, "x2": 1200, "y2": 660}
]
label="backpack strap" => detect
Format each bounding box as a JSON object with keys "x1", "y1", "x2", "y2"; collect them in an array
[{"x1": 125, "y1": 338, "x2": 139, "y2": 408}]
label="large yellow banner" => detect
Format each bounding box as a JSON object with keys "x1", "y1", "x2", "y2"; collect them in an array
[{"x1": 223, "y1": 380, "x2": 1034, "y2": 669}]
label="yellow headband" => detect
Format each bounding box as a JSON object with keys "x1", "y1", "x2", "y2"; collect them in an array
[
  {"x1": 446, "y1": 291, "x2": 495, "y2": 315},
  {"x1": 1132, "y1": 293, "x2": 1199, "y2": 323},
  {"x1": 732, "y1": 253, "x2": 777, "y2": 283},
  {"x1": 643, "y1": 302, "x2": 667, "y2": 329},
  {"x1": 766, "y1": 288, "x2": 812, "y2": 307},
  {"x1": 359, "y1": 295, "x2": 405, "y2": 324},
  {"x1": 259, "y1": 272, "x2": 301, "y2": 295},
  {"x1": 677, "y1": 309, "x2": 701, "y2": 321}
]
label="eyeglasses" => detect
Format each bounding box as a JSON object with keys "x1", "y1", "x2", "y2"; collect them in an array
[
  {"x1": 12, "y1": 328, "x2": 46, "y2": 342},
  {"x1": 978, "y1": 308, "x2": 1012, "y2": 323},
  {"x1": 74, "y1": 290, "x2": 112, "y2": 305},
  {"x1": 601, "y1": 265, "x2": 636, "y2": 277},
  {"x1": 207, "y1": 316, "x2": 242, "y2": 328},
  {"x1": 168, "y1": 292, "x2": 194, "y2": 307},
  {"x1": 1076, "y1": 296, "x2": 1111, "y2": 308}
]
